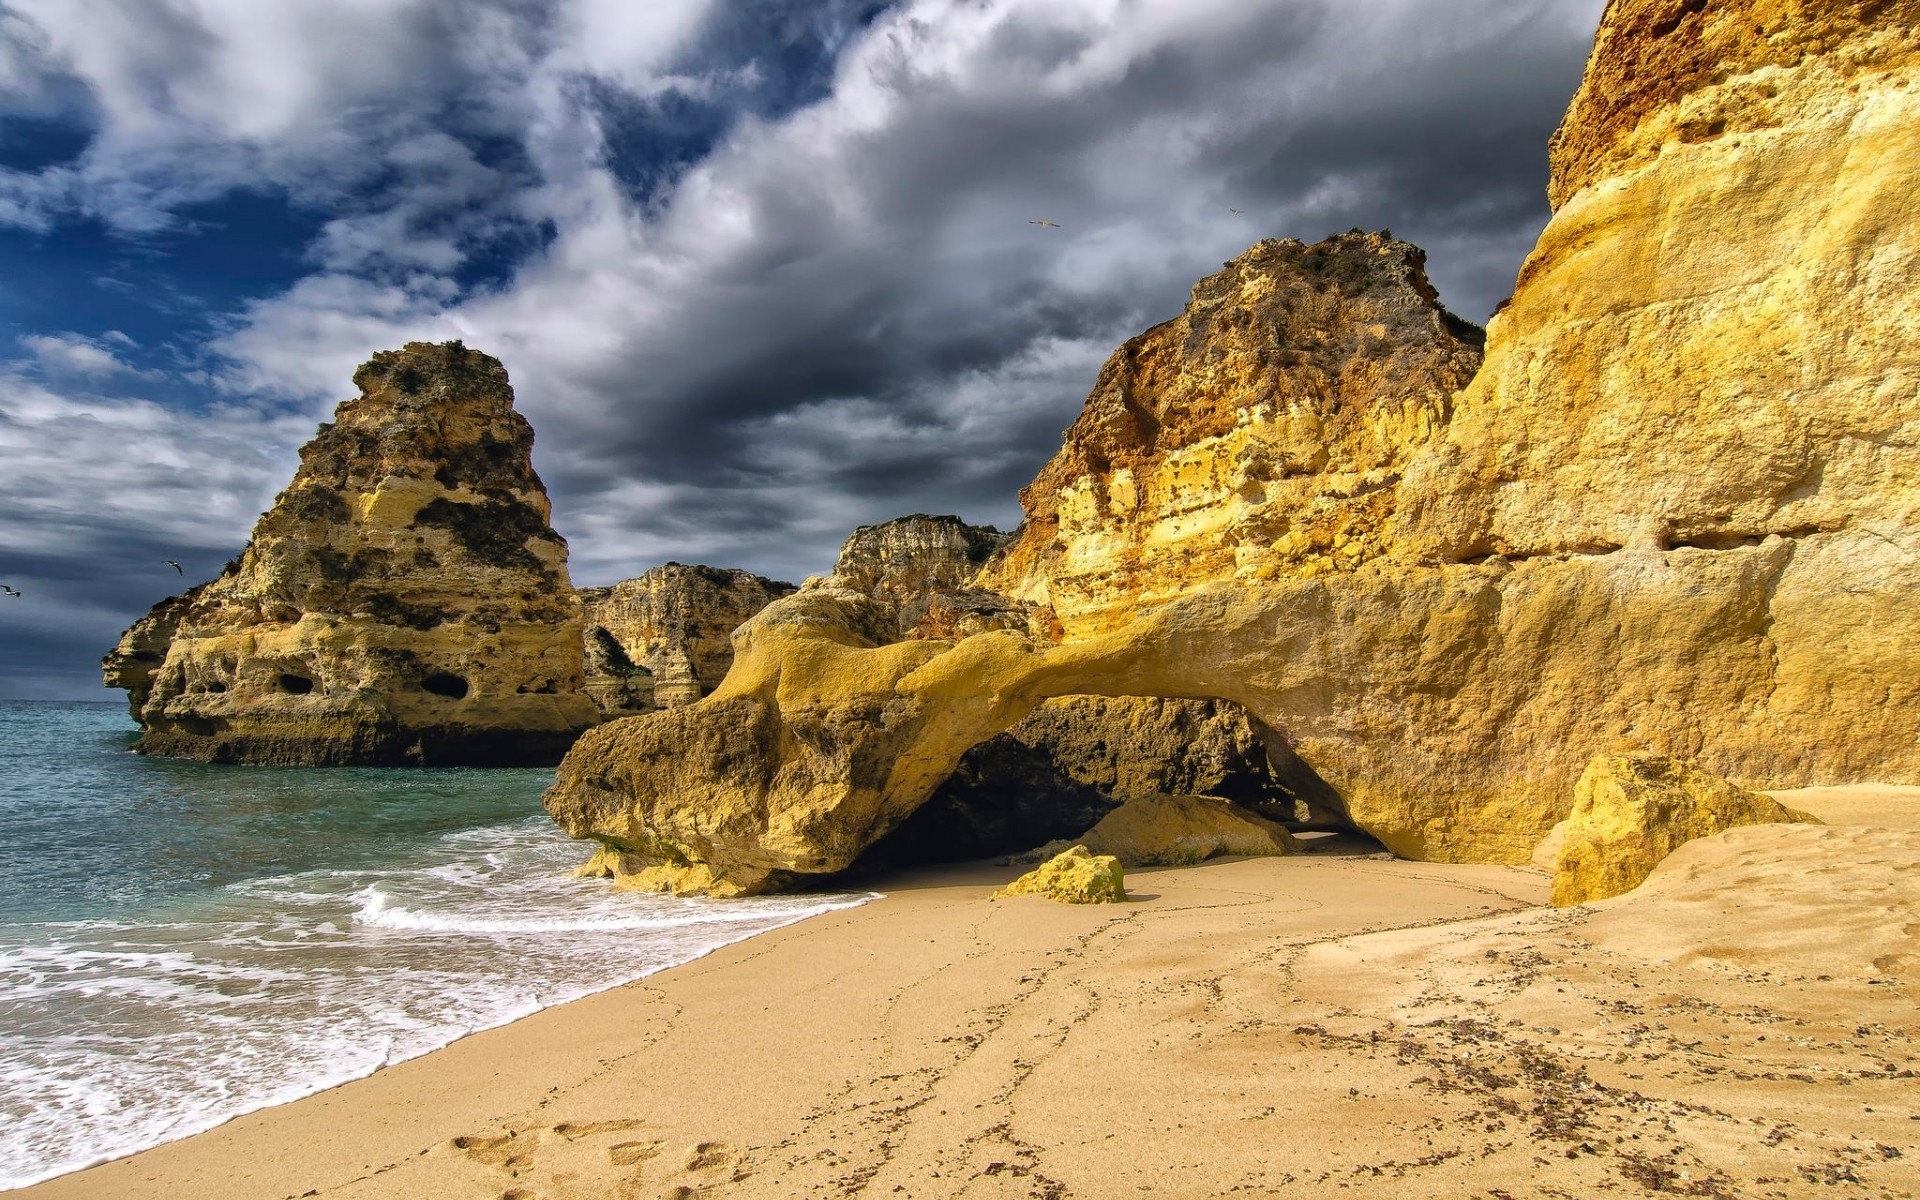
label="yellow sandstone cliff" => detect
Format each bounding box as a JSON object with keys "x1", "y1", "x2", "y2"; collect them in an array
[
  {"x1": 981, "y1": 231, "x2": 1484, "y2": 638},
  {"x1": 105, "y1": 341, "x2": 599, "y2": 765},
  {"x1": 544, "y1": 0, "x2": 1920, "y2": 891},
  {"x1": 579, "y1": 564, "x2": 797, "y2": 714}
]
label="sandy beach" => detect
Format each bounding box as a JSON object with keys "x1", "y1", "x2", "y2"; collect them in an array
[{"x1": 22, "y1": 788, "x2": 1920, "y2": 1200}]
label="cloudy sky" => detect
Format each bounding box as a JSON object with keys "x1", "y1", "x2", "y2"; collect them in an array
[{"x1": 0, "y1": 0, "x2": 1606, "y2": 699}]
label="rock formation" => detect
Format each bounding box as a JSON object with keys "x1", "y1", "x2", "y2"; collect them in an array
[
  {"x1": 104, "y1": 341, "x2": 599, "y2": 766},
  {"x1": 982, "y1": 231, "x2": 1485, "y2": 638},
  {"x1": 827, "y1": 514, "x2": 1020, "y2": 639},
  {"x1": 1549, "y1": 753, "x2": 1820, "y2": 906},
  {"x1": 578, "y1": 565, "x2": 796, "y2": 714},
  {"x1": 993, "y1": 845, "x2": 1126, "y2": 904},
  {"x1": 546, "y1": 0, "x2": 1920, "y2": 891},
  {"x1": 867, "y1": 696, "x2": 1308, "y2": 873},
  {"x1": 581, "y1": 626, "x2": 653, "y2": 715},
  {"x1": 825, "y1": 517, "x2": 1305, "y2": 869},
  {"x1": 1073, "y1": 793, "x2": 1301, "y2": 867}
]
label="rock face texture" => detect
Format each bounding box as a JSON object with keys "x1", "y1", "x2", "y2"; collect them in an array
[
  {"x1": 1550, "y1": 754, "x2": 1819, "y2": 906},
  {"x1": 1074, "y1": 793, "x2": 1301, "y2": 867},
  {"x1": 828, "y1": 515, "x2": 1019, "y2": 639},
  {"x1": 545, "y1": 0, "x2": 1920, "y2": 890},
  {"x1": 993, "y1": 845, "x2": 1126, "y2": 904},
  {"x1": 104, "y1": 341, "x2": 599, "y2": 765},
  {"x1": 578, "y1": 565, "x2": 796, "y2": 713},
  {"x1": 981, "y1": 232, "x2": 1485, "y2": 638},
  {"x1": 869, "y1": 695, "x2": 1308, "y2": 872}
]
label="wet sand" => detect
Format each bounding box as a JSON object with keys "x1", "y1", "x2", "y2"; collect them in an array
[{"x1": 22, "y1": 788, "x2": 1920, "y2": 1199}]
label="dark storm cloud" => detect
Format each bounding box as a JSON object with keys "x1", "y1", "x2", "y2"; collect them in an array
[
  {"x1": 0, "y1": 0, "x2": 1610, "y2": 695},
  {"x1": 467, "y1": 0, "x2": 1606, "y2": 578}
]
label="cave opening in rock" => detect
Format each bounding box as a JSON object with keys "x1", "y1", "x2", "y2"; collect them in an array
[
  {"x1": 832, "y1": 694, "x2": 1362, "y2": 882},
  {"x1": 278, "y1": 673, "x2": 314, "y2": 695},
  {"x1": 422, "y1": 672, "x2": 471, "y2": 699}
]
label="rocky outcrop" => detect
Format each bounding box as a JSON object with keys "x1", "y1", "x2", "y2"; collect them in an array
[
  {"x1": 544, "y1": 234, "x2": 1486, "y2": 890},
  {"x1": 578, "y1": 565, "x2": 795, "y2": 713},
  {"x1": 545, "y1": 0, "x2": 1920, "y2": 890},
  {"x1": 581, "y1": 626, "x2": 654, "y2": 715},
  {"x1": 827, "y1": 514, "x2": 1022, "y2": 640},
  {"x1": 104, "y1": 341, "x2": 599, "y2": 765},
  {"x1": 981, "y1": 231, "x2": 1485, "y2": 638},
  {"x1": 1550, "y1": 754, "x2": 1820, "y2": 906},
  {"x1": 861, "y1": 696, "x2": 1308, "y2": 872},
  {"x1": 825, "y1": 516, "x2": 1302, "y2": 867},
  {"x1": 1075, "y1": 793, "x2": 1301, "y2": 866},
  {"x1": 993, "y1": 845, "x2": 1126, "y2": 904}
]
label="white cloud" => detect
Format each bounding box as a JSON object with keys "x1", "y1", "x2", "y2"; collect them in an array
[
  {"x1": 15, "y1": 332, "x2": 151, "y2": 378},
  {"x1": 0, "y1": 373, "x2": 307, "y2": 556}
]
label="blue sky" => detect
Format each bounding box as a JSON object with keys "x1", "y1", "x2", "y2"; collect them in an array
[{"x1": 0, "y1": 0, "x2": 1606, "y2": 698}]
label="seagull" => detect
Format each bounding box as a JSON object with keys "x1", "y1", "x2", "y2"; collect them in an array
[
  {"x1": 1028, "y1": 219, "x2": 1061, "y2": 228},
  {"x1": 165, "y1": 559, "x2": 183, "y2": 575},
  {"x1": 1, "y1": 585, "x2": 19, "y2": 598},
  {"x1": 1229, "y1": 208, "x2": 1244, "y2": 213}
]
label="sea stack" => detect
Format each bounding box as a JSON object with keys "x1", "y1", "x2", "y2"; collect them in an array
[{"x1": 103, "y1": 341, "x2": 599, "y2": 766}]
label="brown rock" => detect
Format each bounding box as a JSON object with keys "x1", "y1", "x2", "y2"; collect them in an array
[
  {"x1": 579, "y1": 564, "x2": 796, "y2": 713},
  {"x1": 1546, "y1": 0, "x2": 1920, "y2": 209},
  {"x1": 852, "y1": 695, "x2": 1301, "y2": 874},
  {"x1": 103, "y1": 341, "x2": 598, "y2": 765},
  {"x1": 828, "y1": 514, "x2": 1020, "y2": 639},
  {"x1": 980, "y1": 231, "x2": 1484, "y2": 638}
]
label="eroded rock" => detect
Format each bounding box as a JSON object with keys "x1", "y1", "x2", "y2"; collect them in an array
[
  {"x1": 545, "y1": 0, "x2": 1920, "y2": 890},
  {"x1": 1077, "y1": 793, "x2": 1302, "y2": 867},
  {"x1": 981, "y1": 231, "x2": 1485, "y2": 639},
  {"x1": 1550, "y1": 753, "x2": 1820, "y2": 906},
  {"x1": 865, "y1": 695, "x2": 1304, "y2": 872},
  {"x1": 103, "y1": 341, "x2": 598, "y2": 765},
  {"x1": 993, "y1": 845, "x2": 1126, "y2": 904},
  {"x1": 579, "y1": 564, "x2": 796, "y2": 713},
  {"x1": 829, "y1": 514, "x2": 1019, "y2": 639}
]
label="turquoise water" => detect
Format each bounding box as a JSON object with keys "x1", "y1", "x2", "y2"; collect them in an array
[{"x1": 0, "y1": 701, "x2": 870, "y2": 1190}]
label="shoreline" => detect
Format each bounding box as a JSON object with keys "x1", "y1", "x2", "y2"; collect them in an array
[{"x1": 22, "y1": 788, "x2": 1920, "y2": 1198}]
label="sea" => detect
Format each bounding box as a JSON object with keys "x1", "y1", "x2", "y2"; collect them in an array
[{"x1": 0, "y1": 700, "x2": 873, "y2": 1190}]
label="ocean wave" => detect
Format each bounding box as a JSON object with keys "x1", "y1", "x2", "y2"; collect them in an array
[
  {"x1": 0, "y1": 812, "x2": 876, "y2": 1191},
  {"x1": 351, "y1": 883, "x2": 870, "y2": 935}
]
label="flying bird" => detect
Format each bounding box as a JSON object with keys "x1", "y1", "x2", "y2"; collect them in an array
[
  {"x1": 1028, "y1": 219, "x2": 1061, "y2": 228},
  {"x1": 1, "y1": 585, "x2": 19, "y2": 598},
  {"x1": 165, "y1": 559, "x2": 183, "y2": 575},
  {"x1": 1229, "y1": 208, "x2": 1244, "y2": 213}
]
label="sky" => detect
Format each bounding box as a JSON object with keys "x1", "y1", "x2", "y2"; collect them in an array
[{"x1": 0, "y1": 0, "x2": 1608, "y2": 700}]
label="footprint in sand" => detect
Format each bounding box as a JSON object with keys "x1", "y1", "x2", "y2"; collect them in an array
[
  {"x1": 649, "y1": 1141, "x2": 746, "y2": 1197},
  {"x1": 685, "y1": 1141, "x2": 734, "y2": 1172},
  {"x1": 439, "y1": 1119, "x2": 666, "y2": 1198},
  {"x1": 607, "y1": 1138, "x2": 665, "y2": 1167},
  {"x1": 440, "y1": 1129, "x2": 527, "y2": 1170}
]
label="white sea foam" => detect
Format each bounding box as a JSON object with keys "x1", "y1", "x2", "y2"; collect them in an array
[{"x1": 0, "y1": 816, "x2": 874, "y2": 1191}]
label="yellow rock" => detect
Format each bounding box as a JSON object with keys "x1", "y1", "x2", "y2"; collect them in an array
[
  {"x1": 103, "y1": 342, "x2": 600, "y2": 766},
  {"x1": 979, "y1": 231, "x2": 1483, "y2": 641},
  {"x1": 1078, "y1": 794, "x2": 1301, "y2": 866},
  {"x1": 579, "y1": 564, "x2": 796, "y2": 715},
  {"x1": 1551, "y1": 753, "x2": 1821, "y2": 906},
  {"x1": 544, "y1": 0, "x2": 1920, "y2": 891},
  {"x1": 993, "y1": 845, "x2": 1126, "y2": 904}
]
